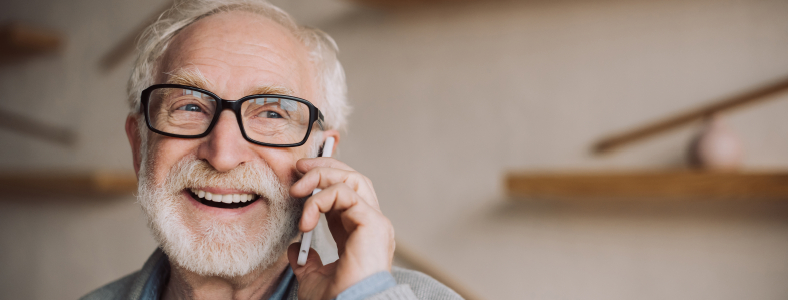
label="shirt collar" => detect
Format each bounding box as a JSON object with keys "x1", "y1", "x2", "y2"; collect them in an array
[{"x1": 139, "y1": 249, "x2": 295, "y2": 300}]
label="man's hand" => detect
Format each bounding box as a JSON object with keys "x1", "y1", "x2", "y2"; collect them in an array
[{"x1": 287, "y1": 157, "x2": 395, "y2": 300}]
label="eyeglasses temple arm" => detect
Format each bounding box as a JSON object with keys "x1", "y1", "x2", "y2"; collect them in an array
[{"x1": 316, "y1": 110, "x2": 326, "y2": 131}]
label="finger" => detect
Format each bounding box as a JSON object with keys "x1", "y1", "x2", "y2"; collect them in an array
[
  {"x1": 291, "y1": 167, "x2": 371, "y2": 197},
  {"x1": 299, "y1": 183, "x2": 372, "y2": 232},
  {"x1": 297, "y1": 157, "x2": 355, "y2": 174},
  {"x1": 291, "y1": 168, "x2": 379, "y2": 208},
  {"x1": 325, "y1": 211, "x2": 348, "y2": 255},
  {"x1": 339, "y1": 201, "x2": 388, "y2": 235},
  {"x1": 303, "y1": 185, "x2": 390, "y2": 258},
  {"x1": 335, "y1": 205, "x2": 395, "y2": 273},
  {"x1": 287, "y1": 243, "x2": 324, "y2": 279}
]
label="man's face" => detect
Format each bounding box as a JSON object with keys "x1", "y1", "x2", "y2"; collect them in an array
[{"x1": 128, "y1": 11, "x2": 328, "y2": 277}]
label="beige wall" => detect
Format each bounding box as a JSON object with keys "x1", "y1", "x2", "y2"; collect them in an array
[
  {"x1": 1, "y1": 0, "x2": 788, "y2": 299},
  {"x1": 328, "y1": 1, "x2": 788, "y2": 299}
]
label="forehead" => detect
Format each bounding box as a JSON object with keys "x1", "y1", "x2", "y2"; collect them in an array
[{"x1": 158, "y1": 11, "x2": 317, "y2": 102}]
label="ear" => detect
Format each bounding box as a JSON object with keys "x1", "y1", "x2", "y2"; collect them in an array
[
  {"x1": 322, "y1": 129, "x2": 340, "y2": 154},
  {"x1": 125, "y1": 115, "x2": 143, "y2": 176}
]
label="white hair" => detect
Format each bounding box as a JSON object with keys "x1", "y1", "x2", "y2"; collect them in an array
[{"x1": 127, "y1": 0, "x2": 349, "y2": 131}]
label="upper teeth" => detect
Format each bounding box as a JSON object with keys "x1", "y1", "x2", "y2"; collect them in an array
[{"x1": 191, "y1": 188, "x2": 255, "y2": 204}]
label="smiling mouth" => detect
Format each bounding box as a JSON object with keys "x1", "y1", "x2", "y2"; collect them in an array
[{"x1": 187, "y1": 188, "x2": 261, "y2": 209}]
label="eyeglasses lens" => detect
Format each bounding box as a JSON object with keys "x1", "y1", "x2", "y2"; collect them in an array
[
  {"x1": 241, "y1": 97, "x2": 310, "y2": 145},
  {"x1": 147, "y1": 88, "x2": 217, "y2": 136}
]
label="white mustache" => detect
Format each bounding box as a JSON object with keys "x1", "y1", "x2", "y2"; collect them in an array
[{"x1": 161, "y1": 155, "x2": 290, "y2": 205}]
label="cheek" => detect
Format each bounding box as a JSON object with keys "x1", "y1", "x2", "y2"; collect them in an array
[
  {"x1": 259, "y1": 147, "x2": 308, "y2": 186},
  {"x1": 147, "y1": 136, "x2": 201, "y2": 179}
]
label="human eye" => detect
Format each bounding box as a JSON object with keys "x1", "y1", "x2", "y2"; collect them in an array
[
  {"x1": 176, "y1": 104, "x2": 203, "y2": 112},
  {"x1": 260, "y1": 110, "x2": 285, "y2": 119},
  {"x1": 247, "y1": 98, "x2": 290, "y2": 119}
]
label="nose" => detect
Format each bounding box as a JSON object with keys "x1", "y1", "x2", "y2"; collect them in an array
[{"x1": 197, "y1": 110, "x2": 256, "y2": 172}]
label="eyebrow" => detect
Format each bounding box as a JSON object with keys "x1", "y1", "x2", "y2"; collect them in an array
[
  {"x1": 247, "y1": 86, "x2": 295, "y2": 97},
  {"x1": 165, "y1": 68, "x2": 212, "y2": 90},
  {"x1": 165, "y1": 69, "x2": 297, "y2": 98}
]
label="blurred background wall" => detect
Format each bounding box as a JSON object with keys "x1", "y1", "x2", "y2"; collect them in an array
[{"x1": 1, "y1": 0, "x2": 788, "y2": 299}]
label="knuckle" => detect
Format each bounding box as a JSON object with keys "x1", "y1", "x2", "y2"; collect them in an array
[
  {"x1": 348, "y1": 171, "x2": 365, "y2": 181},
  {"x1": 314, "y1": 167, "x2": 330, "y2": 175},
  {"x1": 334, "y1": 181, "x2": 349, "y2": 189},
  {"x1": 378, "y1": 213, "x2": 392, "y2": 228},
  {"x1": 313, "y1": 193, "x2": 332, "y2": 209},
  {"x1": 349, "y1": 204, "x2": 369, "y2": 217},
  {"x1": 365, "y1": 177, "x2": 374, "y2": 188}
]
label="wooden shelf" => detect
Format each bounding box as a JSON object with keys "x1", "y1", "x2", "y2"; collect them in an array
[
  {"x1": 351, "y1": 0, "x2": 479, "y2": 9},
  {"x1": 0, "y1": 172, "x2": 137, "y2": 196},
  {"x1": 0, "y1": 23, "x2": 62, "y2": 61},
  {"x1": 506, "y1": 171, "x2": 788, "y2": 200}
]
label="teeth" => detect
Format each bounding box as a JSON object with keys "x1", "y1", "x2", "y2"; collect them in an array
[{"x1": 191, "y1": 188, "x2": 256, "y2": 204}]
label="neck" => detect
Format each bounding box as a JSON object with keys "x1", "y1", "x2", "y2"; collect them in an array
[{"x1": 162, "y1": 255, "x2": 291, "y2": 300}]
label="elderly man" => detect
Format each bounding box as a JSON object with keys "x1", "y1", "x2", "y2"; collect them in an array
[{"x1": 81, "y1": 1, "x2": 460, "y2": 300}]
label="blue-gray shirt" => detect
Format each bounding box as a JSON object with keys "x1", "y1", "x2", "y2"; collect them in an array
[
  {"x1": 139, "y1": 251, "x2": 395, "y2": 300},
  {"x1": 80, "y1": 248, "x2": 461, "y2": 300}
]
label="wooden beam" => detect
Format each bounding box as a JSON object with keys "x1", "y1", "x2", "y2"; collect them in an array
[
  {"x1": 99, "y1": 0, "x2": 172, "y2": 71},
  {"x1": 0, "y1": 108, "x2": 77, "y2": 146},
  {"x1": 394, "y1": 240, "x2": 484, "y2": 300},
  {"x1": 351, "y1": 0, "x2": 480, "y2": 9},
  {"x1": 0, "y1": 22, "x2": 62, "y2": 62},
  {"x1": 593, "y1": 76, "x2": 788, "y2": 154},
  {"x1": 506, "y1": 171, "x2": 788, "y2": 200},
  {"x1": 0, "y1": 172, "x2": 137, "y2": 196}
]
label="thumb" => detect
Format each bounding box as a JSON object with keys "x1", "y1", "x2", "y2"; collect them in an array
[{"x1": 287, "y1": 242, "x2": 324, "y2": 278}]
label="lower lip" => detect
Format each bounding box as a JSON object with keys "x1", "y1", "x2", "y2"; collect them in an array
[{"x1": 183, "y1": 190, "x2": 263, "y2": 216}]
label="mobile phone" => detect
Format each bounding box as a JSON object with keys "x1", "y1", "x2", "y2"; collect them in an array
[{"x1": 297, "y1": 136, "x2": 335, "y2": 266}]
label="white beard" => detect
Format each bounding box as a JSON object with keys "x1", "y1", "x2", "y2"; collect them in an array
[{"x1": 136, "y1": 155, "x2": 302, "y2": 278}]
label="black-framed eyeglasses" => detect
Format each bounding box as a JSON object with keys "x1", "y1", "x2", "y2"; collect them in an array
[{"x1": 140, "y1": 84, "x2": 324, "y2": 147}]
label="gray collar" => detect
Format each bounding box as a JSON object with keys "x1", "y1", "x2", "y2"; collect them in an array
[{"x1": 139, "y1": 249, "x2": 295, "y2": 300}]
